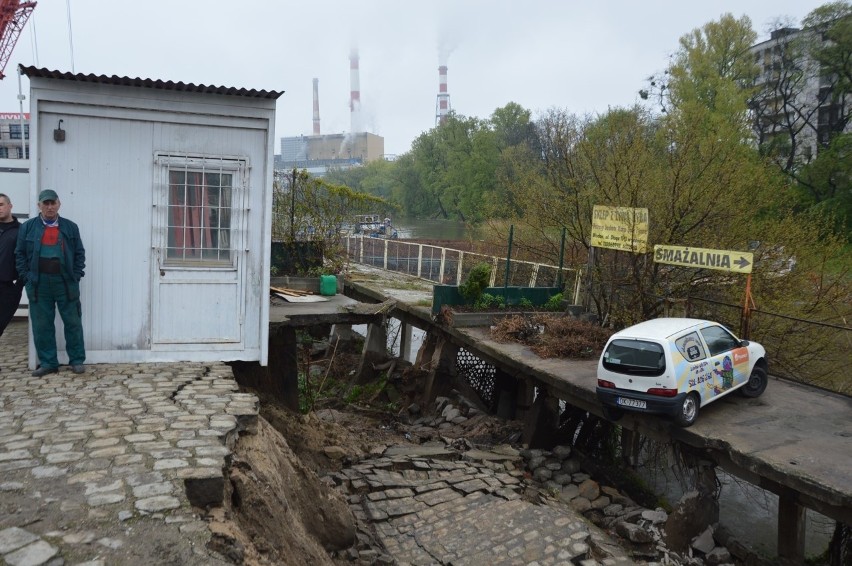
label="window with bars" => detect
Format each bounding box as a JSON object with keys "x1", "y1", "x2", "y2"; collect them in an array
[{"x1": 165, "y1": 167, "x2": 234, "y2": 265}]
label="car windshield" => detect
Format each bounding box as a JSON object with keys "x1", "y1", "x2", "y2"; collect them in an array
[{"x1": 602, "y1": 339, "x2": 665, "y2": 376}]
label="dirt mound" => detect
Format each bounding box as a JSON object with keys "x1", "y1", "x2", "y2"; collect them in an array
[
  {"x1": 208, "y1": 417, "x2": 357, "y2": 565},
  {"x1": 253, "y1": 391, "x2": 408, "y2": 473}
]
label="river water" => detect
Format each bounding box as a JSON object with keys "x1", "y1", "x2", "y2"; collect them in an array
[
  {"x1": 391, "y1": 217, "x2": 473, "y2": 241},
  {"x1": 348, "y1": 219, "x2": 836, "y2": 560},
  {"x1": 639, "y1": 458, "x2": 834, "y2": 558}
]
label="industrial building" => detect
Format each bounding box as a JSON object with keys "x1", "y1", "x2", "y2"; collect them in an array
[
  {"x1": 276, "y1": 132, "x2": 385, "y2": 176},
  {"x1": 276, "y1": 48, "x2": 386, "y2": 177}
]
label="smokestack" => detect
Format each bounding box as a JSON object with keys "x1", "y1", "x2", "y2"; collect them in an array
[
  {"x1": 312, "y1": 78, "x2": 321, "y2": 135},
  {"x1": 436, "y1": 65, "x2": 450, "y2": 126},
  {"x1": 349, "y1": 48, "x2": 362, "y2": 133}
]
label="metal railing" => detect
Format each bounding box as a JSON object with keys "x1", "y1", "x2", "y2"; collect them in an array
[
  {"x1": 680, "y1": 295, "x2": 851, "y2": 395},
  {"x1": 344, "y1": 235, "x2": 583, "y2": 304}
]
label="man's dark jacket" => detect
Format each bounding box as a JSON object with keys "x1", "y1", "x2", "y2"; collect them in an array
[
  {"x1": 0, "y1": 217, "x2": 21, "y2": 282},
  {"x1": 15, "y1": 216, "x2": 86, "y2": 289}
]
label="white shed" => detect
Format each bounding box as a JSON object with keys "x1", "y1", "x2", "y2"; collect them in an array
[{"x1": 21, "y1": 66, "x2": 282, "y2": 366}]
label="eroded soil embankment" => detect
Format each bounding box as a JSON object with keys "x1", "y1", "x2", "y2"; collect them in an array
[{"x1": 205, "y1": 414, "x2": 357, "y2": 565}]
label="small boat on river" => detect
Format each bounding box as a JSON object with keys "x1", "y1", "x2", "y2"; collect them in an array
[{"x1": 353, "y1": 214, "x2": 398, "y2": 239}]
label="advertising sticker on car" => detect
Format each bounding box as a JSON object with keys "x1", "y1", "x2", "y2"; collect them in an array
[{"x1": 617, "y1": 397, "x2": 647, "y2": 409}]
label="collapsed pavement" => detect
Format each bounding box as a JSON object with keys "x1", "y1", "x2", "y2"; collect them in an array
[{"x1": 319, "y1": 394, "x2": 765, "y2": 566}]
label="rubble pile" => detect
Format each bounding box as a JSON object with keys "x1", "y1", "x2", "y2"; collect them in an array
[
  {"x1": 321, "y1": 395, "x2": 766, "y2": 565},
  {"x1": 520, "y1": 445, "x2": 768, "y2": 565}
]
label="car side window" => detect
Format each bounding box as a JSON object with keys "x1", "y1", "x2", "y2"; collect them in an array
[
  {"x1": 675, "y1": 332, "x2": 706, "y2": 361},
  {"x1": 700, "y1": 325, "x2": 739, "y2": 356}
]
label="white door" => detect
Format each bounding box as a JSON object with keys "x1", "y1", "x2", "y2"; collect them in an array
[{"x1": 151, "y1": 154, "x2": 248, "y2": 347}]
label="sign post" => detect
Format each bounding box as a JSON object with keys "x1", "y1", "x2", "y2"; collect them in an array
[
  {"x1": 653, "y1": 245, "x2": 756, "y2": 338},
  {"x1": 591, "y1": 206, "x2": 649, "y2": 253},
  {"x1": 588, "y1": 205, "x2": 649, "y2": 310},
  {"x1": 653, "y1": 245, "x2": 753, "y2": 274}
]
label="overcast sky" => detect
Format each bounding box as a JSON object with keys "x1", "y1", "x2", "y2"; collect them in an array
[{"x1": 0, "y1": 0, "x2": 827, "y2": 156}]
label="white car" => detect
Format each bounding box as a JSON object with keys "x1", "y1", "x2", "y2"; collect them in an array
[{"x1": 596, "y1": 318, "x2": 768, "y2": 427}]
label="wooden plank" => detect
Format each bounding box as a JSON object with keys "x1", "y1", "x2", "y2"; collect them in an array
[{"x1": 270, "y1": 286, "x2": 311, "y2": 296}]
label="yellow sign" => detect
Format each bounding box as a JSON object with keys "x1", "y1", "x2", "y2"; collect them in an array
[
  {"x1": 591, "y1": 206, "x2": 649, "y2": 253},
  {"x1": 654, "y1": 245, "x2": 753, "y2": 274}
]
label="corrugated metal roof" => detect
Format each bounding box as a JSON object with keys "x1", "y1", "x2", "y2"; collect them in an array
[{"x1": 19, "y1": 66, "x2": 284, "y2": 99}]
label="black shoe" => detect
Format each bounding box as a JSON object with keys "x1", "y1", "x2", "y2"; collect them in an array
[
  {"x1": 71, "y1": 364, "x2": 85, "y2": 374},
  {"x1": 32, "y1": 367, "x2": 58, "y2": 377}
]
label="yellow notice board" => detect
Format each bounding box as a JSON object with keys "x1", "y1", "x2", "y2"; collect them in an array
[
  {"x1": 591, "y1": 206, "x2": 649, "y2": 253},
  {"x1": 654, "y1": 245, "x2": 753, "y2": 274}
]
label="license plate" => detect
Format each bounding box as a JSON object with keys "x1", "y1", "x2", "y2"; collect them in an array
[{"x1": 617, "y1": 397, "x2": 647, "y2": 409}]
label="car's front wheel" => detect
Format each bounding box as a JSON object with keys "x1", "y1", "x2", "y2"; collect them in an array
[
  {"x1": 674, "y1": 393, "x2": 700, "y2": 427},
  {"x1": 741, "y1": 366, "x2": 768, "y2": 398}
]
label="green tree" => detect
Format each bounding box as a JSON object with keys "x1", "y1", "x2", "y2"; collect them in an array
[
  {"x1": 803, "y1": 2, "x2": 852, "y2": 115},
  {"x1": 493, "y1": 14, "x2": 849, "y2": 335},
  {"x1": 490, "y1": 102, "x2": 537, "y2": 150},
  {"x1": 272, "y1": 168, "x2": 388, "y2": 272},
  {"x1": 402, "y1": 112, "x2": 499, "y2": 221},
  {"x1": 795, "y1": 131, "x2": 852, "y2": 237},
  {"x1": 750, "y1": 3, "x2": 851, "y2": 238},
  {"x1": 324, "y1": 158, "x2": 401, "y2": 205}
]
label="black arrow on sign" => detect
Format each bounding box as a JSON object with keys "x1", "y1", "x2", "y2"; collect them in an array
[{"x1": 734, "y1": 256, "x2": 750, "y2": 269}]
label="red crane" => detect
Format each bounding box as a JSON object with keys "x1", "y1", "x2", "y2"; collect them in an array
[{"x1": 0, "y1": 0, "x2": 36, "y2": 79}]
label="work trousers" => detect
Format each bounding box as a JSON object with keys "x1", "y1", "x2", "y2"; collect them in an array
[
  {"x1": 26, "y1": 274, "x2": 85, "y2": 369},
  {"x1": 0, "y1": 280, "x2": 24, "y2": 339}
]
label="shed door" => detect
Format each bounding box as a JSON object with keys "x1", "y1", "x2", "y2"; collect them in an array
[{"x1": 151, "y1": 154, "x2": 248, "y2": 346}]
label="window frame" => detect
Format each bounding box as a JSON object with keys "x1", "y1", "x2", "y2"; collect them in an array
[
  {"x1": 602, "y1": 339, "x2": 666, "y2": 377},
  {"x1": 154, "y1": 153, "x2": 248, "y2": 270}
]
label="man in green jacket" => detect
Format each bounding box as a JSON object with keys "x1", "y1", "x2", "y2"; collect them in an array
[{"x1": 15, "y1": 189, "x2": 86, "y2": 376}]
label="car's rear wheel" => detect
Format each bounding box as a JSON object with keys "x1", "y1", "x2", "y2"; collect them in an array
[
  {"x1": 602, "y1": 405, "x2": 624, "y2": 422},
  {"x1": 741, "y1": 366, "x2": 768, "y2": 398},
  {"x1": 674, "y1": 393, "x2": 700, "y2": 427}
]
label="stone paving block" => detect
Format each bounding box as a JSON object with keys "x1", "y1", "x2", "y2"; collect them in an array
[
  {"x1": 86, "y1": 437, "x2": 120, "y2": 449},
  {"x1": 0, "y1": 527, "x2": 39, "y2": 554},
  {"x1": 89, "y1": 446, "x2": 127, "y2": 458},
  {"x1": 0, "y1": 449, "x2": 32, "y2": 462},
  {"x1": 135, "y1": 495, "x2": 182, "y2": 513},
  {"x1": 31, "y1": 466, "x2": 67, "y2": 479},
  {"x1": 153, "y1": 458, "x2": 189, "y2": 470},
  {"x1": 87, "y1": 492, "x2": 126, "y2": 507},
  {"x1": 124, "y1": 433, "x2": 157, "y2": 443},
  {"x1": 3, "y1": 539, "x2": 59, "y2": 566},
  {"x1": 0, "y1": 459, "x2": 39, "y2": 472},
  {"x1": 414, "y1": 487, "x2": 462, "y2": 507},
  {"x1": 454, "y1": 478, "x2": 489, "y2": 494}
]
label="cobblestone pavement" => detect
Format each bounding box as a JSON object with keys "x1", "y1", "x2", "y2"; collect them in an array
[
  {"x1": 0, "y1": 320, "x2": 258, "y2": 565},
  {"x1": 335, "y1": 445, "x2": 636, "y2": 566}
]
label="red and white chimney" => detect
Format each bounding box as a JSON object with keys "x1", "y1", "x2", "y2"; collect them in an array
[
  {"x1": 312, "y1": 78, "x2": 321, "y2": 135},
  {"x1": 349, "y1": 48, "x2": 362, "y2": 133},
  {"x1": 436, "y1": 65, "x2": 450, "y2": 125}
]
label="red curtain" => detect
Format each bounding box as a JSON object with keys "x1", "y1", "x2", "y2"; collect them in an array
[{"x1": 169, "y1": 171, "x2": 213, "y2": 258}]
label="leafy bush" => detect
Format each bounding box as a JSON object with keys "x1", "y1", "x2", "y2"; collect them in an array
[
  {"x1": 459, "y1": 262, "x2": 492, "y2": 304},
  {"x1": 475, "y1": 292, "x2": 505, "y2": 310},
  {"x1": 518, "y1": 298, "x2": 534, "y2": 309},
  {"x1": 544, "y1": 293, "x2": 564, "y2": 312}
]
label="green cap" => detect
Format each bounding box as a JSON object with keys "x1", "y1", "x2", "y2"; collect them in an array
[{"x1": 38, "y1": 189, "x2": 59, "y2": 202}]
